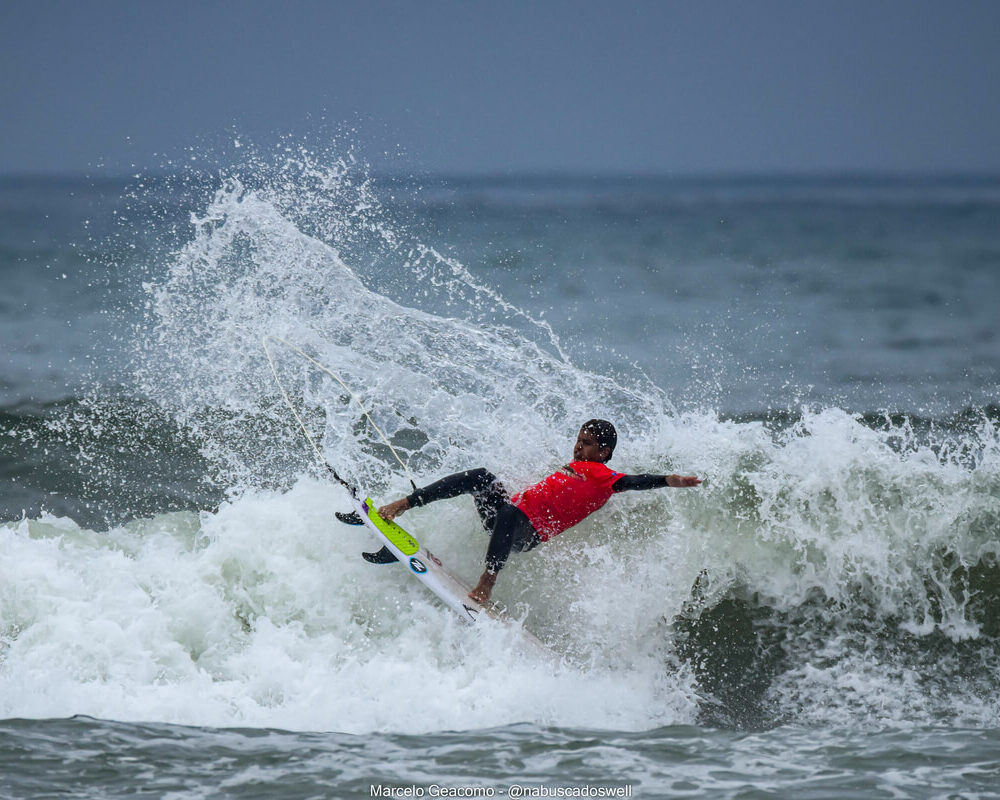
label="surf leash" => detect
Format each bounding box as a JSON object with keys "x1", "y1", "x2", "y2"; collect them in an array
[{"x1": 261, "y1": 334, "x2": 419, "y2": 496}]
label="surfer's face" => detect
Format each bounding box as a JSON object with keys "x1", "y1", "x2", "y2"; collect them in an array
[{"x1": 574, "y1": 428, "x2": 609, "y2": 463}]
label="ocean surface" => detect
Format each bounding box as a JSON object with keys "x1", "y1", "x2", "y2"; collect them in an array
[{"x1": 1, "y1": 154, "x2": 999, "y2": 798}]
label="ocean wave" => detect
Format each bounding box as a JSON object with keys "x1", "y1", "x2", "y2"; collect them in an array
[{"x1": 3, "y1": 153, "x2": 998, "y2": 734}]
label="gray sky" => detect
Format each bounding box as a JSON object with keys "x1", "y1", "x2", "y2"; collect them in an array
[{"x1": 2, "y1": 0, "x2": 999, "y2": 176}]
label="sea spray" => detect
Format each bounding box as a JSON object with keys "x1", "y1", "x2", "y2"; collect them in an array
[{"x1": 134, "y1": 152, "x2": 667, "y2": 497}]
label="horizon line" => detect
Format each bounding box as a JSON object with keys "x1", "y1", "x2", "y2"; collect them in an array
[{"x1": 3, "y1": 167, "x2": 1000, "y2": 184}]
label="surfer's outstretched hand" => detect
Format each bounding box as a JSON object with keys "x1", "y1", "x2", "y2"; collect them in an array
[
  {"x1": 666, "y1": 474, "x2": 702, "y2": 487},
  {"x1": 378, "y1": 497, "x2": 410, "y2": 521}
]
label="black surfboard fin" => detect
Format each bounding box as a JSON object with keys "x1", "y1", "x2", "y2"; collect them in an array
[
  {"x1": 362, "y1": 546, "x2": 399, "y2": 564},
  {"x1": 335, "y1": 511, "x2": 364, "y2": 526}
]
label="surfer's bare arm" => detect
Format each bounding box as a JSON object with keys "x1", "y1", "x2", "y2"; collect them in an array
[
  {"x1": 377, "y1": 497, "x2": 410, "y2": 520},
  {"x1": 612, "y1": 473, "x2": 701, "y2": 491}
]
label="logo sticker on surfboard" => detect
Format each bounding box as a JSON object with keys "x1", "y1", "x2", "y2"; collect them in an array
[{"x1": 409, "y1": 557, "x2": 427, "y2": 574}]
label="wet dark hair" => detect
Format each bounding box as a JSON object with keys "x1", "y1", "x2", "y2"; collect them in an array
[{"x1": 581, "y1": 419, "x2": 617, "y2": 459}]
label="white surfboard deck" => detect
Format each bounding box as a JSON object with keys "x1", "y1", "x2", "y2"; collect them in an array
[{"x1": 350, "y1": 495, "x2": 549, "y2": 652}]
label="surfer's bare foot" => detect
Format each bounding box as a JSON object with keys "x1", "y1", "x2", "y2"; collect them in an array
[
  {"x1": 469, "y1": 570, "x2": 497, "y2": 604},
  {"x1": 377, "y1": 497, "x2": 410, "y2": 521}
]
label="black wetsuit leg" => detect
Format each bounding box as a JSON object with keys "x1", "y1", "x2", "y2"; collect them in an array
[
  {"x1": 484, "y1": 503, "x2": 541, "y2": 573},
  {"x1": 367, "y1": 467, "x2": 541, "y2": 571},
  {"x1": 365, "y1": 468, "x2": 510, "y2": 564},
  {"x1": 408, "y1": 468, "x2": 541, "y2": 571},
  {"x1": 407, "y1": 468, "x2": 509, "y2": 532}
]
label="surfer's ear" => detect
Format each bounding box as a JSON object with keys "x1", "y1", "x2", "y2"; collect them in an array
[{"x1": 598, "y1": 446, "x2": 612, "y2": 463}]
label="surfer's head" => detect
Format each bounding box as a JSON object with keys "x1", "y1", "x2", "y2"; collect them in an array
[{"x1": 575, "y1": 419, "x2": 617, "y2": 462}]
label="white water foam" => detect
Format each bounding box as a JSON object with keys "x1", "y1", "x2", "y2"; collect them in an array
[{"x1": 0, "y1": 482, "x2": 698, "y2": 732}]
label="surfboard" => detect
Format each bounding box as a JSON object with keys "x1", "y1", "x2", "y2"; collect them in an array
[{"x1": 347, "y1": 495, "x2": 549, "y2": 651}]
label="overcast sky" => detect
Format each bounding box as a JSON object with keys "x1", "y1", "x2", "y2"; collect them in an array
[{"x1": 2, "y1": 0, "x2": 999, "y2": 176}]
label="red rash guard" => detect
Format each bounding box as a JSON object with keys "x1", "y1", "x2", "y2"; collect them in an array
[{"x1": 511, "y1": 460, "x2": 622, "y2": 541}]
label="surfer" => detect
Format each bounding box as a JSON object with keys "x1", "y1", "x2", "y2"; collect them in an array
[{"x1": 373, "y1": 419, "x2": 701, "y2": 603}]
